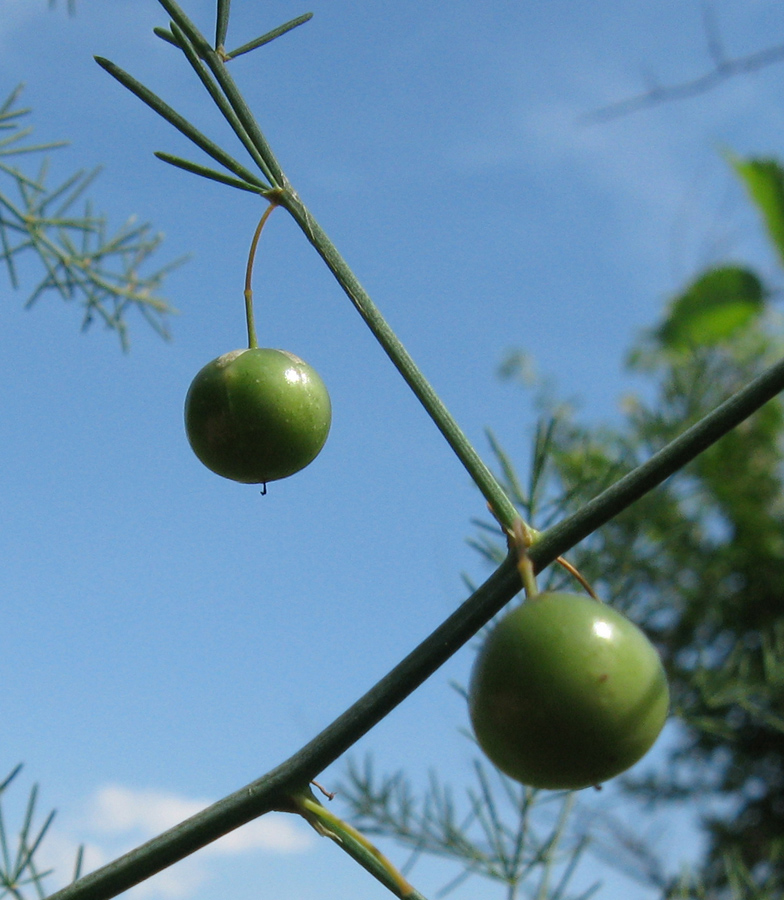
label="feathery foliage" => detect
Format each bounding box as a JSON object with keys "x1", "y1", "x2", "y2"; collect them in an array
[{"x1": 0, "y1": 86, "x2": 183, "y2": 349}]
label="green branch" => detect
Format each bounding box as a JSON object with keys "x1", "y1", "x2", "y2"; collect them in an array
[
  {"x1": 167, "y1": 21, "x2": 274, "y2": 182},
  {"x1": 527, "y1": 350, "x2": 784, "y2": 568},
  {"x1": 280, "y1": 190, "x2": 521, "y2": 530},
  {"x1": 157, "y1": 0, "x2": 285, "y2": 187},
  {"x1": 153, "y1": 152, "x2": 265, "y2": 193},
  {"x1": 43, "y1": 555, "x2": 521, "y2": 900},
  {"x1": 215, "y1": 0, "x2": 230, "y2": 51},
  {"x1": 97, "y1": 2, "x2": 520, "y2": 525}
]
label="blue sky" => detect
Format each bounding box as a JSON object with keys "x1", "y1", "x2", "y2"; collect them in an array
[{"x1": 1, "y1": 1, "x2": 782, "y2": 899}]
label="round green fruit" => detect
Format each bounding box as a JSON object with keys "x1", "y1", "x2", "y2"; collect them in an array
[
  {"x1": 184, "y1": 347, "x2": 332, "y2": 484},
  {"x1": 468, "y1": 592, "x2": 669, "y2": 790}
]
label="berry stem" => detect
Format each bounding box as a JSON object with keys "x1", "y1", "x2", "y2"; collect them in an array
[
  {"x1": 243, "y1": 201, "x2": 278, "y2": 350},
  {"x1": 513, "y1": 519, "x2": 539, "y2": 598},
  {"x1": 556, "y1": 556, "x2": 599, "y2": 599}
]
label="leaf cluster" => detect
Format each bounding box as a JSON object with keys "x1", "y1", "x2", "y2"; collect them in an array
[
  {"x1": 0, "y1": 86, "x2": 183, "y2": 349},
  {"x1": 95, "y1": 0, "x2": 314, "y2": 197}
]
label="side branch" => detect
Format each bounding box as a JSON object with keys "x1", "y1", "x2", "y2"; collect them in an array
[
  {"x1": 582, "y1": 39, "x2": 784, "y2": 125},
  {"x1": 279, "y1": 190, "x2": 521, "y2": 532}
]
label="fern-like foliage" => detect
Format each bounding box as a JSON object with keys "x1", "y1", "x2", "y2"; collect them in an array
[
  {"x1": 339, "y1": 755, "x2": 599, "y2": 900},
  {"x1": 0, "y1": 85, "x2": 185, "y2": 349},
  {"x1": 0, "y1": 765, "x2": 82, "y2": 900}
]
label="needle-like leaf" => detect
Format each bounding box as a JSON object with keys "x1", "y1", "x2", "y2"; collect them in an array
[
  {"x1": 215, "y1": 0, "x2": 230, "y2": 50},
  {"x1": 154, "y1": 151, "x2": 267, "y2": 193},
  {"x1": 167, "y1": 21, "x2": 274, "y2": 183},
  {"x1": 94, "y1": 56, "x2": 265, "y2": 188},
  {"x1": 225, "y1": 13, "x2": 314, "y2": 60}
]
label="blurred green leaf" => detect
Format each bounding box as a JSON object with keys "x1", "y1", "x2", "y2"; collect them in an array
[
  {"x1": 731, "y1": 155, "x2": 784, "y2": 268},
  {"x1": 657, "y1": 266, "x2": 766, "y2": 350}
]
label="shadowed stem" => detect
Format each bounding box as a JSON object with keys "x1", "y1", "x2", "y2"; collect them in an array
[{"x1": 292, "y1": 789, "x2": 427, "y2": 900}]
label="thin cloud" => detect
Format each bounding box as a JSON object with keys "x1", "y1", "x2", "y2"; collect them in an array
[
  {"x1": 40, "y1": 784, "x2": 314, "y2": 900},
  {"x1": 90, "y1": 784, "x2": 314, "y2": 854},
  {"x1": 447, "y1": 45, "x2": 784, "y2": 289}
]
